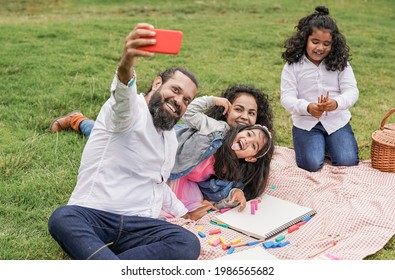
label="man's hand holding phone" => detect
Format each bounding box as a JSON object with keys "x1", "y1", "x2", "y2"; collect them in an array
[
  {"x1": 118, "y1": 23, "x2": 183, "y2": 85},
  {"x1": 137, "y1": 28, "x2": 183, "y2": 55}
]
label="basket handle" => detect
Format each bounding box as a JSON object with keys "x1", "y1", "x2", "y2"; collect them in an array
[{"x1": 380, "y1": 108, "x2": 395, "y2": 130}]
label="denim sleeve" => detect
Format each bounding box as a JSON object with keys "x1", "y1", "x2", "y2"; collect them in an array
[{"x1": 198, "y1": 179, "x2": 242, "y2": 202}]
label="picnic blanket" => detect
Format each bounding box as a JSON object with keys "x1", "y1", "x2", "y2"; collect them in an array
[{"x1": 168, "y1": 146, "x2": 395, "y2": 260}]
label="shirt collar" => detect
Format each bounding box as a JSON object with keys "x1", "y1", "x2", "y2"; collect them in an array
[{"x1": 302, "y1": 54, "x2": 326, "y2": 68}]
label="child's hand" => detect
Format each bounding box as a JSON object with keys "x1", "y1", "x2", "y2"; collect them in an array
[
  {"x1": 321, "y1": 98, "x2": 338, "y2": 112},
  {"x1": 314, "y1": 92, "x2": 338, "y2": 115},
  {"x1": 229, "y1": 189, "x2": 246, "y2": 212},
  {"x1": 213, "y1": 97, "x2": 232, "y2": 115},
  {"x1": 308, "y1": 103, "x2": 325, "y2": 119}
]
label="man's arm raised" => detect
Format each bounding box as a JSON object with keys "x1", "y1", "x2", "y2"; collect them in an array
[{"x1": 117, "y1": 23, "x2": 156, "y2": 85}]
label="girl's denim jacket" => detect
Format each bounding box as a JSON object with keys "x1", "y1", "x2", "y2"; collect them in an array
[{"x1": 168, "y1": 96, "x2": 242, "y2": 203}]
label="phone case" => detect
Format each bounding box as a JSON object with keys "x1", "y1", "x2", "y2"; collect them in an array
[{"x1": 138, "y1": 29, "x2": 183, "y2": 55}]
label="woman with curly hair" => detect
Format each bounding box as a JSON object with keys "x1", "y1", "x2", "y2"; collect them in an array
[
  {"x1": 169, "y1": 85, "x2": 274, "y2": 212},
  {"x1": 281, "y1": 6, "x2": 359, "y2": 172}
]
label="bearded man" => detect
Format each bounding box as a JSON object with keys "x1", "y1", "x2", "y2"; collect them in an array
[{"x1": 48, "y1": 23, "x2": 214, "y2": 260}]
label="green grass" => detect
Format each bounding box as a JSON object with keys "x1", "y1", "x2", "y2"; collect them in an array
[{"x1": 0, "y1": 0, "x2": 394, "y2": 259}]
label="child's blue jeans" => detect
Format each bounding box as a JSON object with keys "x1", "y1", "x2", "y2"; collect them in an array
[{"x1": 292, "y1": 122, "x2": 359, "y2": 172}]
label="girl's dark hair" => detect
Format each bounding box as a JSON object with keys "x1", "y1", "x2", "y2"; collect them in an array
[
  {"x1": 214, "y1": 124, "x2": 275, "y2": 201},
  {"x1": 281, "y1": 6, "x2": 350, "y2": 71},
  {"x1": 145, "y1": 66, "x2": 198, "y2": 93}
]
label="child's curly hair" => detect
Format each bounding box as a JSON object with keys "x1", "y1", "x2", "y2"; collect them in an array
[{"x1": 281, "y1": 6, "x2": 350, "y2": 71}]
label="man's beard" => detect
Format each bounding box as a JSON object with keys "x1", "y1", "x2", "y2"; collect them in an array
[{"x1": 148, "y1": 88, "x2": 181, "y2": 131}]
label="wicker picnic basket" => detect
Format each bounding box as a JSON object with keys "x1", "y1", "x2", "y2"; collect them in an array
[{"x1": 371, "y1": 108, "x2": 395, "y2": 172}]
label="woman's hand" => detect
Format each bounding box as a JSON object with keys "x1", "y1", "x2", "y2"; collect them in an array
[{"x1": 213, "y1": 97, "x2": 232, "y2": 115}]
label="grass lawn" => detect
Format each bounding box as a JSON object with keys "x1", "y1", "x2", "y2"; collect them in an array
[{"x1": 0, "y1": 0, "x2": 394, "y2": 259}]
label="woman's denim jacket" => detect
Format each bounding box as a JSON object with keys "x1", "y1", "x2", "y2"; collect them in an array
[
  {"x1": 169, "y1": 124, "x2": 238, "y2": 202},
  {"x1": 169, "y1": 123, "x2": 224, "y2": 180},
  {"x1": 168, "y1": 96, "x2": 241, "y2": 202}
]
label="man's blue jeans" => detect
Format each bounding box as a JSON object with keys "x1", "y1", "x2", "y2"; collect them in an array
[
  {"x1": 79, "y1": 119, "x2": 94, "y2": 138},
  {"x1": 48, "y1": 205, "x2": 200, "y2": 260},
  {"x1": 292, "y1": 122, "x2": 359, "y2": 172}
]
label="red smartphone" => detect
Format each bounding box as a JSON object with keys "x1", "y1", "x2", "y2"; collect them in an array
[{"x1": 138, "y1": 29, "x2": 183, "y2": 55}]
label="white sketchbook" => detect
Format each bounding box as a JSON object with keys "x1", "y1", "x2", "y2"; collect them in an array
[{"x1": 212, "y1": 194, "x2": 316, "y2": 240}]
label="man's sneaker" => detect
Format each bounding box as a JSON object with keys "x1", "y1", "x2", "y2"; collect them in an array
[{"x1": 49, "y1": 110, "x2": 83, "y2": 133}]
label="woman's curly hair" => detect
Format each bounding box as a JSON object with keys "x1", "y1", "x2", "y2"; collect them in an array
[
  {"x1": 206, "y1": 84, "x2": 273, "y2": 132},
  {"x1": 206, "y1": 85, "x2": 275, "y2": 200},
  {"x1": 281, "y1": 6, "x2": 350, "y2": 71}
]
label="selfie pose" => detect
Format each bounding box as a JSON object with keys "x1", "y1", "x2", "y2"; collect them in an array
[{"x1": 48, "y1": 23, "x2": 214, "y2": 260}]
